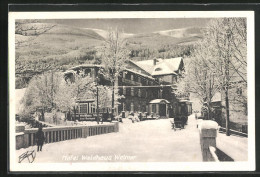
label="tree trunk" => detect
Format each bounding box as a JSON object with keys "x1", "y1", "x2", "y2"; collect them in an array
[
  {"x1": 73, "y1": 106, "x2": 76, "y2": 121},
  {"x1": 41, "y1": 109, "x2": 45, "y2": 121},
  {"x1": 111, "y1": 81, "x2": 115, "y2": 121},
  {"x1": 225, "y1": 89, "x2": 230, "y2": 136},
  {"x1": 207, "y1": 102, "x2": 210, "y2": 120}
]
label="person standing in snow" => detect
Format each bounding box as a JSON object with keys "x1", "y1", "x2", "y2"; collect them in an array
[{"x1": 35, "y1": 126, "x2": 45, "y2": 152}]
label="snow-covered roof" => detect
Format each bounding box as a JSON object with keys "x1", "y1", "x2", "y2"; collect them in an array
[
  {"x1": 65, "y1": 64, "x2": 155, "y2": 80},
  {"x1": 133, "y1": 57, "x2": 183, "y2": 76},
  {"x1": 149, "y1": 99, "x2": 170, "y2": 104},
  {"x1": 152, "y1": 61, "x2": 178, "y2": 76},
  {"x1": 124, "y1": 68, "x2": 155, "y2": 80},
  {"x1": 69, "y1": 64, "x2": 103, "y2": 70}
]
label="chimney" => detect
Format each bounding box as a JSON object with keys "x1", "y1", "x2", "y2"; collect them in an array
[{"x1": 153, "y1": 58, "x2": 157, "y2": 66}]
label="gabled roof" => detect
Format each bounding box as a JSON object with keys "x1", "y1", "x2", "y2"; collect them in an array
[
  {"x1": 133, "y1": 57, "x2": 183, "y2": 76},
  {"x1": 124, "y1": 68, "x2": 155, "y2": 80}
]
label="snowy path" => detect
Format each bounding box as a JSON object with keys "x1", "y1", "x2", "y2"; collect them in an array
[{"x1": 16, "y1": 115, "x2": 203, "y2": 163}]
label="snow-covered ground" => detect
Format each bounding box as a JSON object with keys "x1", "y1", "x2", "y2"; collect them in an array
[
  {"x1": 17, "y1": 115, "x2": 203, "y2": 163},
  {"x1": 16, "y1": 114, "x2": 248, "y2": 163},
  {"x1": 217, "y1": 132, "x2": 248, "y2": 161}
]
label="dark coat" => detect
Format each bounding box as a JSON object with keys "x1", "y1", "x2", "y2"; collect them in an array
[{"x1": 36, "y1": 130, "x2": 45, "y2": 145}]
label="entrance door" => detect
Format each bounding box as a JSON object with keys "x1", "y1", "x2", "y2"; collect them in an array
[{"x1": 159, "y1": 104, "x2": 166, "y2": 116}]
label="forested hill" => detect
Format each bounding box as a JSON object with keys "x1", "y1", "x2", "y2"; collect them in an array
[{"x1": 15, "y1": 22, "x2": 203, "y2": 89}]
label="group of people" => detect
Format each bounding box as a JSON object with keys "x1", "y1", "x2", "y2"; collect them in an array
[{"x1": 129, "y1": 112, "x2": 141, "y2": 123}]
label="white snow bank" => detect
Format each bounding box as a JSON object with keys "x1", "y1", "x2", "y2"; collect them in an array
[
  {"x1": 199, "y1": 120, "x2": 218, "y2": 130},
  {"x1": 217, "y1": 133, "x2": 248, "y2": 161}
]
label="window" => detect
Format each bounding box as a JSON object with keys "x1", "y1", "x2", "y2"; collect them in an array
[
  {"x1": 123, "y1": 86, "x2": 126, "y2": 95},
  {"x1": 138, "y1": 105, "x2": 141, "y2": 112},
  {"x1": 80, "y1": 104, "x2": 88, "y2": 114},
  {"x1": 122, "y1": 102, "x2": 125, "y2": 111},
  {"x1": 123, "y1": 72, "x2": 126, "y2": 78},
  {"x1": 131, "y1": 102, "x2": 134, "y2": 112},
  {"x1": 131, "y1": 87, "x2": 134, "y2": 96},
  {"x1": 91, "y1": 104, "x2": 96, "y2": 113},
  {"x1": 131, "y1": 74, "x2": 134, "y2": 81},
  {"x1": 155, "y1": 67, "x2": 162, "y2": 71},
  {"x1": 138, "y1": 77, "x2": 141, "y2": 83},
  {"x1": 138, "y1": 89, "x2": 141, "y2": 97},
  {"x1": 152, "y1": 104, "x2": 156, "y2": 113}
]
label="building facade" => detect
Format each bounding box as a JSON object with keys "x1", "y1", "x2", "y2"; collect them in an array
[{"x1": 64, "y1": 57, "x2": 189, "y2": 118}]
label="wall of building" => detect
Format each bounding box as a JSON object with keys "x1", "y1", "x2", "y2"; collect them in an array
[{"x1": 64, "y1": 65, "x2": 183, "y2": 117}]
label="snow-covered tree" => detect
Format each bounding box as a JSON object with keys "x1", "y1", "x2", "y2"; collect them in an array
[
  {"x1": 20, "y1": 71, "x2": 62, "y2": 121},
  {"x1": 175, "y1": 41, "x2": 221, "y2": 120},
  {"x1": 98, "y1": 29, "x2": 130, "y2": 118},
  {"x1": 54, "y1": 70, "x2": 95, "y2": 120},
  {"x1": 178, "y1": 18, "x2": 247, "y2": 136},
  {"x1": 205, "y1": 18, "x2": 247, "y2": 136}
]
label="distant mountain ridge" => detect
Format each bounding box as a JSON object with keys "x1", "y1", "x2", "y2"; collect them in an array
[
  {"x1": 15, "y1": 23, "x2": 203, "y2": 88},
  {"x1": 153, "y1": 27, "x2": 204, "y2": 38}
]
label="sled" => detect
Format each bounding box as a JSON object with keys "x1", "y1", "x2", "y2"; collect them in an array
[
  {"x1": 18, "y1": 150, "x2": 36, "y2": 163},
  {"x1": 171, "y1": 120, "x2": 184, "y2": 131}
]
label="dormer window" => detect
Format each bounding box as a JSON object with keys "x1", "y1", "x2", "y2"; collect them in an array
[{"x1": 155, "y1": 67, "x2": 162, "y2": 71}]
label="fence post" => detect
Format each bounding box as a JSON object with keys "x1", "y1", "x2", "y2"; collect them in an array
[
  {"x1": 199, "y1": 120, "x2": 218, "y2": 161},
  {"x1": 82, "y1": 126, "x2": 89, "y2": 138},
  {"x1": 16, "y1": 125, "x2": 29, "y2": 149},
  {"x1": 112, "y1": 121, "x2": 119, "y2": 132},
  {"x1": 16, "y1": 133, "x2": 25, "y2": 150}
]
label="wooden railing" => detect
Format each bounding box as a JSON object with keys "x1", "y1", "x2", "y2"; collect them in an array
[
  {"x1": 121, "y1": 78, "x2": 141, "y2": 86},
  {"x1": 16, "y1": 122, "x2": 119, "y2": 149}
]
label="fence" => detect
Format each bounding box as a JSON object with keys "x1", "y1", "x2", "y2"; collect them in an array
[
  {"x1": 16, "y1": 121, "x2": 119, "y2": 150},
  {"x1": 222, "y1": 121, "x2": 248, "y2": 134}
]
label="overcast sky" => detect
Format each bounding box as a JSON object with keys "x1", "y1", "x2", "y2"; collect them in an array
[{"x1": 40, "y1": 18, "x2": 211, "y2": 34}]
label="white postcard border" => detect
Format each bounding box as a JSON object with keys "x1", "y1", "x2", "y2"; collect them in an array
[{"x1": 9, "y1": 11, "x2": 255, "y2": 172}]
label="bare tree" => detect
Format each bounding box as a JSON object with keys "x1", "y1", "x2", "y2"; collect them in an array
[{"x1": 15, "y1": 20, "x2": 56, "y2": 47}]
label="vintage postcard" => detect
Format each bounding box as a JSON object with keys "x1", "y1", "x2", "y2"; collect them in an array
[{"x1": 9, "y1": 11, "x2": 255, "y2": 171}]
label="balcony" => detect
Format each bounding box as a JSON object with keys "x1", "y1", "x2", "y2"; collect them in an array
[{"x1": 122, "y1": 78, "x2": 141, "y2": 86}]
